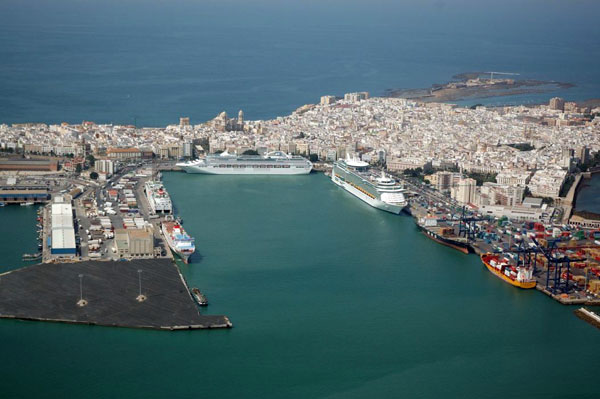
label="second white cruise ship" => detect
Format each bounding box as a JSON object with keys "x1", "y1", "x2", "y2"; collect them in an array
[
  {"x1": 177, "y1": 151, "x2": 312, "y2": 175},
  {"x1": 332, "y1": 157, "x2": 407, "y2": 214}
]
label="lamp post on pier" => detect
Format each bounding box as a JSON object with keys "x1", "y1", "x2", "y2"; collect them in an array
[
  {"x1": 136, "y1": 269, "x2": 146, "y2": 302},
  {"x1": 77, "y1": 274, "x2": 88, "y2": 307}
]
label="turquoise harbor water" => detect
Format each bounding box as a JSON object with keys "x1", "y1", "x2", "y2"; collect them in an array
[
  {"x1": 1, "y1": 173, "x2": 598, "y2": 398},
  {"x1": 576, "y1": 174, "x2": 600, "y2": 214},
  {"x1": 0, "y1": 205, "x2": 42, "y2": 273}
]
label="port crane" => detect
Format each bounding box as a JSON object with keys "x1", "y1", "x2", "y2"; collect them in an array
[
  {"x1": 484, "y1": 71, "x2": 520, "y2": 81},
  {"x1": 530, "y1": 237, "x2": 583, "y2": 294},
  {"x1": 493, "y1": 240, "x2": 541, "y2": 274},
  {"x1": 457, "y1": 206, "x2": 486, "y2": 242}
]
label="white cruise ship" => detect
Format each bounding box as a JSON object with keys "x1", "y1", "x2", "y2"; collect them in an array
[
  {"x1": 177, "y1": 151, "x2": 312, "y2": 175},
  {"x1": 332, "y1": 157, "x2": 407, "y2": 214},
  {"x1": 144, "y1": 181, "x2": 172, "y2": 214}
]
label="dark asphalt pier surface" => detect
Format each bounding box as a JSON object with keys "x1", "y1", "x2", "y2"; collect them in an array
[{"x1": 0, "y1": 258, "x2": 231, "y2": 330}]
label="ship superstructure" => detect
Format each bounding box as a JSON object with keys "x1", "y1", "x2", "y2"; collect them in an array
[
  {"x1": 331, "y1": 157, "x2": 407, "y2": 214},
  {"x1": 161, "y1": 221, "x2": 195, "y2": 263},
  {"x1": 176, "y1": 151, "x2": 312, "y2": 175},
  {"x1": 144, "y1": 181, "x2": 172, "y2": 214}
]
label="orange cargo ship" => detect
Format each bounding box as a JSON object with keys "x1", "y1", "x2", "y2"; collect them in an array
[{"x1": 481, "y1": 253, "x2": 536, "y2": 289}]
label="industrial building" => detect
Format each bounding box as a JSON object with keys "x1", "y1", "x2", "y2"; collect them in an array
[
  {"x1": 114, "y1": 227, "x2": 154, "y2": 259},
  {"x1": 0, "y1": 159, "x2": 58, "y2": 172},
  {"x1": 0, "y1": 189, "x2": 49, "y2": 204},
  {"x1": 107, "y1": 148, "x2": 142, "y2": 161},
  {"x1": 50, "y1": 197, "x2": 76, "y2": 256}
]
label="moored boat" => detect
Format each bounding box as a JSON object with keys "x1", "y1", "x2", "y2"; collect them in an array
[
  {"x1": 161, "y1": 221, "x2": 195, "y2": 263},
  {"x1": 481, "y1": 253, "x2": 536, "y2": 289},
  {"x1": 191, "y1": 287, "x2": 208, "y2": 306},
  {"x1": 416, "y1": 223, "x2": 471, "y2": 254},
  {"x1": 331, "y1": 156, "x2": 407, "y2": 214},
  {"x1": 177, "y1": 151, "x2": 312, "y2": 175}
]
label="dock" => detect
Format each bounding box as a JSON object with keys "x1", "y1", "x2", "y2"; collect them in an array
[
  {"x1": 574, "y1": 307, "x2": 600, "y2": 329},
  {"x1": 0, "y1": 258, "x2": 232, "y2": 330}
]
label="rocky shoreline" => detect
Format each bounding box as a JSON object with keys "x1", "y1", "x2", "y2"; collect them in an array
[{"x1": 384, "y1": 72, "x2": 575, "y2": 103}]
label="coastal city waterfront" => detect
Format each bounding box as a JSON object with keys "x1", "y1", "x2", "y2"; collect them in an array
[
  {"x1": 1, "y1": 172, "x2": 599, "y2": 398},
  {"x1": 2, "y1": 0, "x2": 600, "y2": 396},
  {"x1": 1, "y1": 90, "x2": 600, "y2": 320}
]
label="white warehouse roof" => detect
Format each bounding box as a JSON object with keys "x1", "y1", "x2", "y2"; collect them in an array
[
  {"x1": 51, "y1": 214, "x2": 74, "y2": 230},
  {"x1": 51, "y1": 228, "x2": 76, "y2": 249},
  {"x1": 51, "y1": 203, "x2": 73, "y2": 216}
]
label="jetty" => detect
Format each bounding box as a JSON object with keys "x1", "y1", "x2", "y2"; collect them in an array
[
  {"x1": 0, "y1": 258, "x2": 232, "y2": 330},
  {"x1": 574, "y1": 307, "x2": 600, "y2": 330}
]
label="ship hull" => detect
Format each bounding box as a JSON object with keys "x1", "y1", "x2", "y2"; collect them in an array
[
  {"x1": 332, "y1": 174, "x2": 404, "y2": 214},
  {"x1": 481, "y1": 254, "x2": 536, "y2": 289},
  {"x1": 171, "y1": 249, "x2": 192, "y2": 264},
  {"x1": 417, "y1": 225, "x2": 471, "y2": 254}
]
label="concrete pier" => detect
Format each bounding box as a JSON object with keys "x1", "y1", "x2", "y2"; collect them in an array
[
  {"x1": 574, "y1": 307, "x2": 600, "y2": 329},
  {"x1": 0, "y1": 258, "x2": 232, "y2": 330}
]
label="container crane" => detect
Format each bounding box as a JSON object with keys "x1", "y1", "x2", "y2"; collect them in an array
[{"x1": 531, "y1": 237, "x2": 584, "y2": 294}]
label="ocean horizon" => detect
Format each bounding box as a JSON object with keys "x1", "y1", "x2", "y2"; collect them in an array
[{"x1": 1, "y1": 0, "x2": 599, "y2": 126}]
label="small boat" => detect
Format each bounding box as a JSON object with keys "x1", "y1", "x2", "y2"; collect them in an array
[
  {"x1": 0, "y1": 202, "x2": 5, "y2": 207},
  {"x1": 191, "y1": 287, "x2": 208, "y2": 306},
  {"x1": 20, "y1": 202, "x2": 34, "y2": 207}
]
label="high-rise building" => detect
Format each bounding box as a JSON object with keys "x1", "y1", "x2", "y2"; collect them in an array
[
  {"x1": 320, "y1": 95, "x2": 337, "y2": 105},
  {"x1": 436, "y1": 171, "x2": 453, "y2": 192},
  {"x1": 344, "y1": 92, "x2": 369, "y2": 102},
  {"x1": 452, "y1": 178, "x2": 477, "y2": 204},
  {"x1": 577, "y1": 146, "x2": 590, "y2": 164},
  {"x1": 561, "y1": 148, "x2": 574, "y2": 168},
  {"x1": 95, "y1": 159, "x2": 115, "y2": 176},
  {"x1": 182, "y1": 140, "x2": 193, "y2": 158},
  {"x1": 549, "y1": 97, "x2": 565, "y2": 111}
]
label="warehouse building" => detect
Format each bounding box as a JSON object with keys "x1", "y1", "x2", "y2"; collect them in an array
[
  {"x1": 114, "y1": 227, "x2": 154, "y2": 259},
  {"x1": 50, "y1": 198, "x2": 76, "y2": 256},
  {"x1": 0, "y1": 189, "x2": 50, "y2": 204},
  {"x1": 0, "y1": 159, "x2": 58, "y2": 172}
]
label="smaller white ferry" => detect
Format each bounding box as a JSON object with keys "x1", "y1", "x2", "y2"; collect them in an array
[{"x1": 161, "y1": 221, "x2": 195, "y2": 263}]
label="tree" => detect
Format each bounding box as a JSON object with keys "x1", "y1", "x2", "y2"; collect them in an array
[
  {"x1": 465, "y1": 172, "x2": 497, "y2": 186},
  {"x1": 75, "y1": 164, "x2": 82, "y2": 174},
  {"x1": 86, "y1": 154, "x2": 95, "y2": 167},
  {"x1": 423, "y1": 164, "x2": 435, "y2": 175},
  {"x1": 309, "y1": 153, "x2": 318, "y2": 162},
  {"x1": 403, "y1": 168, "x2": 423, "y2": 178},
  {"x1": 90, "y1": 171, "x2": 99, "y2": 180},
  {"x1": 242, "y1": 149, "x2": 259, "y2": 155}
]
